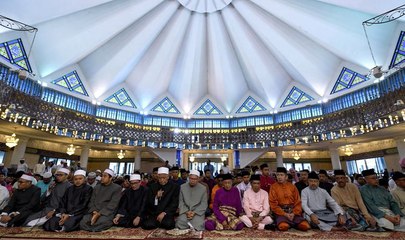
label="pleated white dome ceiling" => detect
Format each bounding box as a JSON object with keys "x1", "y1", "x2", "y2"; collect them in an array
[{"x1": 1, "y1": 0, "x2": 404, "y2": 118}]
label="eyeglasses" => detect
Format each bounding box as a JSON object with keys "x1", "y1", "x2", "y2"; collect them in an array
[
  {"x1": 55, "y1": 174, "x2": 64, "y2": 177},
  {"x1": 18, "y1": 181, "x2": 28, "y2": 184}
]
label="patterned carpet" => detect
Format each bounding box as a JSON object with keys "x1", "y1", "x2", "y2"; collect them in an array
[{"x1": 0, "y1": 227, "x2": 404, "y2": 240}]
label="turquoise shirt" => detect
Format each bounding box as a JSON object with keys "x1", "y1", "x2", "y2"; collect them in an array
[
  {"x1": 360, "y1": 184, "x2": 403, "y2": 218},
  {"x1": 36, "y1": 180, "x2": 51, "y2": 196}
]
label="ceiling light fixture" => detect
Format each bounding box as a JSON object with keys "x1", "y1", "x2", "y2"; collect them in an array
[
  {"x1": 66, "y1": 144, "x2": 75, "y2": 155},
  {"x1": 343, "y1": 145, "x2": 354, "y2": 156},
  {"x1": 5, "y1": 133, "x2": 19, "y2": 148},
  {"x1": 189, "y1": 154, "x2": 195, "y2": 162},
  {"x1": 117, "y1": 150, "x2": 125, "y2": 159},
  {"x1": 292, "y1": 150, "x2": 301, "y2": 161}
]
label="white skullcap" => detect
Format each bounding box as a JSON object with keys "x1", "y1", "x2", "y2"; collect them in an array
[
  {"x1": 104, "y1": 168, "x2": 115, "y2": 177},
  {"x1": 96, "y1": 176, "x2": 101, "y2": 181},
  {"x1": 189, "y1": 170, "x2": 200, "y2": 177},
  {"x1": 130, "y1": 174, "x2": 141, "y2": 181},
  {"x1": 96, "y1": 169, "x2": 101, "y2": 173},
  {"x1": 42, "y1": 172, "x2": 52, "y2": 178},
  {"x1": 158, "y1": 167, "x2": 169, "y2": 175},
  {"x1": 61, "y1": 159, "x2": 67, "y2": 163},
  {"x1": 74, "y1": 170, "x2": 86, "y2": 177},
  {"x1": 0, "y1": 163, "x2": 4, "y2": 166},
  {"x1": 57, "y1": 168, "x2": 70, "y2": 175},
  {"x1": 87, "y1": 172, "x2": 96, "y2": 178},
  {"x1": 20, "y1": 174, "x2": 33, "y2": 182}
]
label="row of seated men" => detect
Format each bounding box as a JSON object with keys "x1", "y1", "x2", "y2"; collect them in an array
[{"x1": 0, "y1": 166, "x2": 404, "y2": 233}]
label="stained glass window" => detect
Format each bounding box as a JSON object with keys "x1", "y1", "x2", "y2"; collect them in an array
[
  {"x1": 330, "y1": 67, "x2": 368, "y2": 94},
  {"x1": 51, "y1": 71, "x2": 88, "y2": 96},
  {"x1": 0, "y1": 38, "x2": 32, "y2": 72},
  {"x1": 236, "y1": 96, "x2": 266, "y2": 113},
  {"x1": 194, "y1": 99, "x2": 223, "y2": 115},
  {"x1": 389, "y1": 31, "x2": 405, "y2": 69},
  {"x1": 104, "y1": 88, "x2": 136, "y2": 108},
  {"x1": 281, "y1": 86, "x2": 314, "y2": 107},
  {"x1": 151, "y1": 97, "x2": 180, "y2": 114}
]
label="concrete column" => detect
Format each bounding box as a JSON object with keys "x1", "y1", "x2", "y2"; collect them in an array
[
  {"x1": 80, "y1": 145, "x2": 90, "y2": 169},
  {"x1": 395, "y1": 137, "x2": 405, "y2": 161},
  {"x1": 276, "y1": 149, "x2": 284, "y2": 167},
  {"x1": 329, "y1": 146, "x2": 342, "y2": 170},
  {"x1": 134, "y1": 150, "x2": 141, "y2": 171},
  {"x1": 10, "y1": 137, "x2": 29, "y2": 166}
]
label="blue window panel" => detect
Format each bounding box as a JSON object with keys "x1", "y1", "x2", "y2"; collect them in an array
[
  {"x1": 105, "y1": 88, "x2": 136, "y2": 108},
  {"x1": 143, "y1": 116, "x2": 153, "y2": 125},
  {"x1": 230, "y1": 119, "x2": 238, "y2": 128},
  {"x1": 106, "y1": 108, "x2": 117, "y2": 119},
  {"x1": 238, "y1": 118, "x2": 246, "y2": 127},
  {"x1": 126, "y1": 112, "x2": 135, "y2": 123},
  {"x1": 170, "y1": 118, "x2": 179, "y2": 128},
  {"x1": 389, "y1": 31, "x2": 405, "y2": 69},
  {"x1": 291, "y1": 109, "x2": 301, "y2": 121},
  {"x1": 65, "y1": 96, "x2": 77, "y2": 110},
  {"x1": 116, "y1": 110, "x2": 126, "y2": 121},
  {"x1": 204, "y1": 120, "x2": 212, "y2": 128},
  {"x1": 300, "y1": 108, "x2": 311, "y2": 119},
  {"x1": 178, "y1": 120, "x2": 186, "y2": 128},
  {"x1": 194, "y1": 99, "x2": 223, "y2": 115},
  {"x1": 221, "y1": 120, "x2": 229, "y2": 128},
  {"x1": 264, "y1": 116, "x2": 273, "y2": 125},
  {"x1": 151, "y1": 97, "x2": 180, "y2": 114},
  {"x1": 281, "y1": 86, "x2": 314, "y2": 107},
  {"x1": 236, "y1": 96, "x2": 266, "y2": 113},
  {"x1": 195, "y1": 120, "x2": 204, "y2": 128},
  {"x1": 311, "y1": 106, "x2": 322, "y2": 116},
  {"x1": 134, "y1": 114, "x2": 143, "y2": 124},
  {"x1": 152, "y1": 117, "x2": 161, "y2": 126},
  {"x1": 54, "y1": 93, "x2": 67, "y2": 107},
  {"x1": 212, "y1": 120, "x2": 221, "y2": 128},
  {"x1": 255, "y1": 117, "x2": 264, "y2": 126},
  {"x1": 0, "y1": 38, "x2": 32, "y2": 72},
  {"x1": 187, "y1": 120, "x2": 196, "y2": 128},
  {"x1": 96, "y1": 107, "x2": 107, "y2": 118},
  {"x1": 161, "y1": 117, "x2": 170, "y2": 127},
  {"x1": 331, "y1": 68, "x2": 368, "y2": 94},
  {"x1": 52, "y1": 71, "x2": 89, "y2": 96},
  {"x1": 246, "y1": 117, "x2": 255, "y2": 126}
]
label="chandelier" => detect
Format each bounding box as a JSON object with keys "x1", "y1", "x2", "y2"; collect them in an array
[
  {"x1": 343, "y1": 145, "x2": 354, "y2": 156},
  {"x1": 5, "y1": 133, "x2": 19, "y2": 148},
  {"x1": 221, "y1": 154, "x2": 227, "y2": 162},
  {"x1": 117, "y1": 150, "x2": 125, "y2": 159},
  {"x1": 66, "y1": 144, "x2": 75, "y2": 155},
  {"x1": 189, "y1": 154, "x2": 195, "y2": 162},
  {"x1": 292, "y1": 150, "x2": 301, "y2": 160}
]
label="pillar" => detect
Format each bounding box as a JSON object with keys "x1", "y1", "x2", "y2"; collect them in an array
[
  {"x1": 134, "y1": 150, "x2": 141, "y2": 171},
  {"x1": 80, "y1": 145, "x2": 90, "y2": 169},
  {"x1": 329, "y1": 146, "x2": 341, "y2": 170},
  {"x1": 234, "y1": 150, "x2": 240, "y2": 169},
  {"x1": 276, "y1": 149, "x2": 284, "y2": 167},
  {"x1": 395, "y1": 137, "x2": 405, "y2": 161},
  {"x1": 10, "y1": 137, "x2": 29, "y2": 166}
]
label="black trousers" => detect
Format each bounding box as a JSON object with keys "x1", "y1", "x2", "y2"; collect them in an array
[
  {"x1": 141, "y1": 214, "x2": 175, "y2": 230},
  {"x1": 43, "y1": 215, "x2": 83, "y2": 232}
]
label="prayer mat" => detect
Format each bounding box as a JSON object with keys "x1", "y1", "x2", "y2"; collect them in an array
[{"x1": 146, "y1": 228, "x2": 203, "y2": 239}]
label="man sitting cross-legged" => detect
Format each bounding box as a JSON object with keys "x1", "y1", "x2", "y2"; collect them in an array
[
  {"x1": 43, "y1": 170, "x2": 93, "y2": 232},
  {"x1": 0, "y1": 174, "x2": 40, "y2": 227},
  {"x1": 176, "y1": 170, "x2": 207, "y2": 231},
  {"x1": 331, "y1": 169, "x2": 377, "y2": 231},
  {"x1": 360, "y1": 168, "x2": 405, "y2": 232},
  {"x1": 80, "y1": 169, "x2": 122, "y2": 232},
  {"x1": 113, "y1": 174, "x2": 147, "y2": 228},
  {"x1": 240, "y1": 174, "x2": 273, "y2": 230},
  {"x1": 269, "y1": 167, "x2": 310, "y2": 231},
  {"x1": 301, "y1": 171, "x2": 345, "y2": 231}
]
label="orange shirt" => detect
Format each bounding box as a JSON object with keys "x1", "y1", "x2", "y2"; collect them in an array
[
  {"x1": 210, "y1": 185, "x2": 221, "y2": 209},
  {"x1": 269, "y1": 181, "x2": 302, "y2": 216}
]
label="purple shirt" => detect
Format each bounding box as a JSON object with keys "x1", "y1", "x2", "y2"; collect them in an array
[{"x1": 213, "y1": 187, "x2": 242, "y2": 223}]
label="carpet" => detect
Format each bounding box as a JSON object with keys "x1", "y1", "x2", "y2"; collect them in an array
[
  {"x1": 146, "y1": 228, "x2": 203, "y2": 239},
  {"x1": 0, "y1": 227, "x2": 404, "y2": 240}
]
